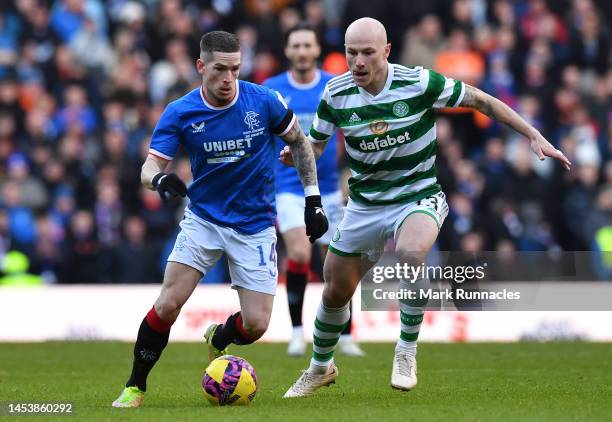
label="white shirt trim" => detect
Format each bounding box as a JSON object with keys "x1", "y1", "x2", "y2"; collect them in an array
[
  {"x1": 453, "y1": 82, "x2": 466, "y2": 107},
  {"x1": 149, "y1": 149, "x2": 173, "y2": 160},
  {"x1": 200, "y1": 80, "x2": 240, "y2": 110},
  {"x1": 287, "y1": 69, "x2": 321, "y2": 90}
]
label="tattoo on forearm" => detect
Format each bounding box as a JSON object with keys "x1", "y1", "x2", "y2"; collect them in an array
[
  {"x1": 290, "y1": 131, "x2": 318, "y2": 186},
  {"x1": 282, "y1": 120, "x2": 317, "y2": 186},
  {"x1": 479, "y1": 99, "x2": 494, "y2": 118},
  {"x1": 460, "y1": 85, "x2": 494, "y2": 118}
]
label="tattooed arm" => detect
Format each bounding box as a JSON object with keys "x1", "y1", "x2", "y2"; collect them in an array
[
  {"x1": 279, "y1": 119, "x2": 319, "y2": 188},
  {"x1": 279, "y1": 118, "x2": 328, "y2": 242},
  {"x1": 459, "y1": 84, "x2": 571, "y2": 171},
  {"x1": 279, "y1": 139, "x2": 326, "y2": 167}
]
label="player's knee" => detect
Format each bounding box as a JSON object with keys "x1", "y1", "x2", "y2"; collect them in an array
[
  {"x1": 287, "y1": 244, "x2": 311, "y2": 264},
  {"x1": 154, "y1": 298, "x2": 181, "y2": 322},
  {"x1": 241, "y1": 316, "x2": 269, "y2": 340},
  {"x1": 395, "y1": 246, "x2": 426, "y2": 268},
  {"x1": 322, "y1": 283, "x2": 350, "y2": 308}
]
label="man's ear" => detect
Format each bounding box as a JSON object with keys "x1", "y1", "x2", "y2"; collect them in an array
[{"x1": 196, "y1": 58, "x2": 205, "y2": 76}]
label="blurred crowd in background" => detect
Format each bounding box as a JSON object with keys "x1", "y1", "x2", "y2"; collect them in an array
[{"x1": 0, "y1": 0, "x2": 610, "y2": 284}]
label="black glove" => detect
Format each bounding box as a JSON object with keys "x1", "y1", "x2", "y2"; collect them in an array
[
  {"x1": 304, "y1": 195, "x2": 329, "y2": 243},
  {"x1": 151, "y1": 172, "x2": 187, "y2": 203}
]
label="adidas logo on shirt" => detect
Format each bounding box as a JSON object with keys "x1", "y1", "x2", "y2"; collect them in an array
[{"x1": 349, "y1": 112, "x2": 361, "y2": 123}]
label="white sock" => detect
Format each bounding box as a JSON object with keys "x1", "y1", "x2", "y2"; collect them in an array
[
  {"x1": 395, "y1": 339, "x2": 417, "y2": 356},
  {"x1": 308, "y1": 358, "x2": 332, "y2": 374}
]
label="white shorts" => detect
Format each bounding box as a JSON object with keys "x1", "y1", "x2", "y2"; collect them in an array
[
  {"x1": 167, "y1": 209, "x2": 278, "y2": 295},
  {"x1": 276, "y1": 190, "x2": 344, "y2": 245},
  {"x1": 329, "y1": 191, "x2": 449, "y2": 261}
]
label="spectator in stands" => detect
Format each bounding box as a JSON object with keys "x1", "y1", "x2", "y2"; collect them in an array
[
  {"x1": 115, "y1": 215, "x2": 161, "y2": 283},
  {"x1": 5, "y1": 152, "x2": 48, "y2": 210},
  {"x1": 61, "y1": 209, "x2": 99, "y2": 283},
  {"x1": 69, "y1": 16, "x2": 113, "y2": 76},
  {"x1": 435, "y1": 27, "x2": 485, "y2": 87},
  {"x1": 1, "y1": 179, "x2": 37, "y2": 254},
  {"x1": 31, "y1": 215, "x2": 63, "y2": 283},
  {"x1": 0, "y1": 75, "x2": 23, "y2": 131},
  {"x1": 563, "y1": 156, "x2": 600, "y2": 250},
  {"x1": 0, "y1": 10, "x2": 20, "y2": 76},
  {"x1": 400, "y1": 14, "x2": 446, "y2": 70},
  {"x1": 569, "y1": 7, "x2": 609, "y2": 75},
  {"x1": 50, "y1": 0, "x2": 106, "y2": 44},
  {"x1": 53, "y1": 84, "x2": 97, "y2": 135}
]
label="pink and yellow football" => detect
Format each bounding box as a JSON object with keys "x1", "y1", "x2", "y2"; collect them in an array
[{"x1": 202, "y1": 355, "x2": 258, "y2": 406}]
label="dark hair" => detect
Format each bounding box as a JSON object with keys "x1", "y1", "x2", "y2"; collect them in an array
[
  {"x1": 199, "y1": 31, "x2": 240, "y2": 60},
  {"x1": 284, "y1": 21, "x2": 320, "y2": 46}
]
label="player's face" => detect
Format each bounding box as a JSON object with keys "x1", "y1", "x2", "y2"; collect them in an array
[
  {"x1": 285, "y1": 30, "x2": 320, "y2": 73},
  {"x1": 197, "y1": 51, "x2": 241, "y2": 106},
  {"x1": 345, "y1": 36, "x2": 390, "y2": 90}
]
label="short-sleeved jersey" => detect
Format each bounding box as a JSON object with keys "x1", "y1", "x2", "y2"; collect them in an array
[
  {"x1": 149, "y1": 80, "x2": 296, "y2": 234},
  {"x1": 264, "y1": 70, "x2": 339, "y2": 195},
  {"x1": 310, "y1": 63, "x2": 465, "y2": 205}
]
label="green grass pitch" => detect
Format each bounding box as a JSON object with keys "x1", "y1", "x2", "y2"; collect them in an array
[{"x1": 1, "y1": 342, "x2": 611, "y2": 421}]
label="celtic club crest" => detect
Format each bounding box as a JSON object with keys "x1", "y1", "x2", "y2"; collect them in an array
[{"x1": 392, "y1": 101, "x2": 409, "y2": 117}]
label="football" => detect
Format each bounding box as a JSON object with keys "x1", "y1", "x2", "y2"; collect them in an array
[{"x1": 201, "y1": 355, "x2": 258, "y2": 406}]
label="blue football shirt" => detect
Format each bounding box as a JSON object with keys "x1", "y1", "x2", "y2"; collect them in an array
[
  {"x1": 264, "y1": 70, "x2": 339, "y2": 195},
  {"x1": 149, "y1": 80, "x2": 295, "y2": 234}
]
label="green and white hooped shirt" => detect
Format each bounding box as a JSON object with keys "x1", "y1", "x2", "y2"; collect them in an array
[{"x1": 310, "y1": 63, "x2": 465, "y2": 206}]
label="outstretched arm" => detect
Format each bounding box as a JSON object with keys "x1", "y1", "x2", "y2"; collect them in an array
[
  {"x1": 279, "y1": 119, "x2": 319, "y2": 188},
  {"x1": 459, "y1": 84, "x2": 571, "y2": 171}
]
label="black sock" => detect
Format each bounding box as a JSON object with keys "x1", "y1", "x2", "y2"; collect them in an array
[
  {"x1": 342, "y1": 301, "x2": 353, "y2": 335},
  {"x1": 126, "y1": 310, "x2": 171, "y2": 392},
  {"x1": 212, "y1": 312, "x2": 254, "y2": 350},
  {"x1": 286, "y1": 269, "x2": 308, "y2": 327}
]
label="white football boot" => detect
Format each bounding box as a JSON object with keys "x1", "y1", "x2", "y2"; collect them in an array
[
  {"x1": 283, "y1": 363, "x2": 338, "y2": 398},
  {"x1": 391, "y1": 350, "x2": 417, "y2": 390}
]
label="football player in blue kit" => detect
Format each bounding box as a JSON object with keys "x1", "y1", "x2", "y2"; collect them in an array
[
  {"x1": 112, "y1": 31, "x2": 328, "y2": 408},
  {"x1": 264, "y1": 23, "x2": 364, "y2": 357}
]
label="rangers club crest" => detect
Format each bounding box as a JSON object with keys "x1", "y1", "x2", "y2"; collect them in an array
[{"x1": 244, "y1": 111, "x2": 260, "y2": 130}]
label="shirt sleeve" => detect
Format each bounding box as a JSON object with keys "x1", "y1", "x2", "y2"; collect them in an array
[
  {"x1": 149, "y1": 104, "x2": 181, "y2": 160},
  {"x1": 267, "y1": 89, "x2": 296, "y2": 136},
  {"x1": 309, "y1": 86, "x2": 337, "y2": 144},
  {"x1": 419, "y1": 68, "x2": 466, "y2": 109}
]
